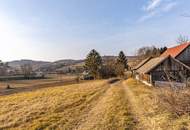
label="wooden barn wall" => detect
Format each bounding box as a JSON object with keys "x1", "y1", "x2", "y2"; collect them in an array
[
  {"x1": 137, "y1": 73, "x2": 151, "y2": 83},
  {"x1": 150, "y1": 58, "x2": 190, "y2": 83},
  {"x1": 176, "y1": 45, "x2": 190, "y2": 66}
]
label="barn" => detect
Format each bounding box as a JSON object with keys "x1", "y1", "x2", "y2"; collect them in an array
[
  {"x1": 161, "y1": 42, "x2": 190, "y2": 66},
  {"x1": 132, "y1": 57, "x2": 152, "y2": 72},
  {"x1": 134, "y1": 42, "x2": 190, "y2": 87}
]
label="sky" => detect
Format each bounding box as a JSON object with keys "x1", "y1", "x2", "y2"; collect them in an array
[{"x1": 0, "y1": 0, "x2": 190, "y2": 62}]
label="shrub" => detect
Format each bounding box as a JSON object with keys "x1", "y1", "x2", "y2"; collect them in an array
[
  {"x1": 99, "y1": 63, "x2": 116, "y2": 79},
  {"x1": 157, "y1": 88, "x2": 190, "y2": 117},
  {"x1": 6, "y1": 84, "x2": 11, "y2": 89}
]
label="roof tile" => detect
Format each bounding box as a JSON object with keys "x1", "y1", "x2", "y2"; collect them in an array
[{"x1": 161, "y1": 42, "x2": 190, "y2": 58}]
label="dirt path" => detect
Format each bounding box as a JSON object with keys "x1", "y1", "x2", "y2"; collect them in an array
[
  {"x1": 123, "y1": 80, "x2": 170, "y2": 130},
  {"x1": 74, "y1": 81, "x2": 136, "y2": 130},
  {"x1": 123, "y1": 81, "x2": 154, "y2": 129}
]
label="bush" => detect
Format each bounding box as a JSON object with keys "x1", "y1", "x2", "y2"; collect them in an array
[
  {"x1": 6, "y1": 84, "x2": 11, "y2": 89},
  {"x1": 157, "y1": 88, "x2": 190, "y2": 117},
  {"x1": 99, "y1": 64, "x2": 116, "y2": 79}
]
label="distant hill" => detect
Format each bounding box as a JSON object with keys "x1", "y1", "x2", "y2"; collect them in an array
[
  {"x1": 38, "y1": 59, "x2": 84, "y2": 72},
  {"x1": 8, "y1": 60, "x2": 51, "y2": 70},
  {"x1": 7, "y1": 56, "x2": 139, "y2": 73}
]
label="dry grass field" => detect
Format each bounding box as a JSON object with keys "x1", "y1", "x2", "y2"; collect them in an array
[
  {"x1": 0, "y1": 78, "x2": 190, "y2": 130},
  {"x1": 0, "y1": 80, "x2": 135, "y2": 130},
  {"x1": 0, "y1": 75, "x2": 77, "y2": 96},
  {"x1": 0, "y1": 75, "x2": 76, "y2": 88},
  {"x1": 124, "y1": 79, "x2": 190, "y2": 130}
]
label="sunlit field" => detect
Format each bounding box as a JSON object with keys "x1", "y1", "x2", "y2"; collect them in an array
[
  {"x1": 124, "y1": 79, "x2": 190, "y2": 130},
  {"x1": 0, "y1": 80, "x2": 136, "y2": 130},
  {"x1": 0, "y1": 75, "x2": 76, "y2": 89},
  {"x1": 0, "y1": 75, "x2": 77, "y2": 96},
  {"x1": 0, "y1": 79, "x2": 190, "y2": 130}
]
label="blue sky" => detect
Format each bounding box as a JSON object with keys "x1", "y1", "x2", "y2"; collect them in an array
[{"x1": 0, "y1": 0, "x2": 190, "y2": 61}]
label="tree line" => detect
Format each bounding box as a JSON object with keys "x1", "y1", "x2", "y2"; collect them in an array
[
  {"x1": 136, "y1": 35, "x2": 190, "y2": 60},
  {"x1": 136, "y1": 46, "x2": 167, "y2": 59},
  {"x1": 84, "y1": 49, "x2": 128, "y2": 79}
]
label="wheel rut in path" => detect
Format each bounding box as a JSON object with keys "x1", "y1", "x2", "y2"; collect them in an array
[
  {"x1": 75, "y1": 81, "x2": 135, "y2": 130},
  {"x1": 123, "y1": 81, "x2": 168, "y2": 130}
]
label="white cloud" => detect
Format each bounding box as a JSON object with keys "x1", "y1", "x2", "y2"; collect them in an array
[
  {"x1": 145, "y1": 0, "x2": 162, "y2": 11},
  {"x1": 162, "y1": 2, "x2": 177, "y2": 12},
  {"x1": 139, "y1": 0, "x2": 178, "y2": 22},
  {"x1": 138, "y1": 11, "x2": 157, "y2": 22}
]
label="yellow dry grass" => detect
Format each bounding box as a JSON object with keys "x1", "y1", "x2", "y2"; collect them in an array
[
  {"x1": 0, "y1": 80, "x2": 107, "y2": 130},
  {"x1": 124, "y1": 78, "x2": 190, "y2": 130},
  {"x1": 0, "y1": 80, "x2": 135, "y2": 130},
  {"x1": 2, "y1": 78, "x2": 189, "y2": 130},
  {"x1": 0, "y1": 75, "x2": 76, "y2": 89},
  {"x1": 76, "y1": 82, "x2": 135, "y2": 130}
]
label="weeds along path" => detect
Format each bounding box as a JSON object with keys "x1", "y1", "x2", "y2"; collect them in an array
[
  {"x1": 123, "y1": 79, "x2": 171, "y2": 130},
  {"x1": 0, "y1": 81, "x2": 111, "y2": 130},
  {"x1": 75, "y1": 81, "x2": 136, "y2": 130}
]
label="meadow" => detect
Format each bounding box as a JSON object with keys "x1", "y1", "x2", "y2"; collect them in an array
[
  {"x1": 0, "y1": 79, "x2": 189, "y2": 130},
  {"x1": 0, "y1": 74, "x2": 77, "y2": 96}
]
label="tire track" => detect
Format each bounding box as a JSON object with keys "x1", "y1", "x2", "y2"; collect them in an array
[
  {"x1": 49, "y1": 81, "x2": 113, "y2": 130},
  {"x1": 123, "y1": 81, "x2": 168, "y2": 130},
  {"x1": 75, "y1": 81, "x2": 135, "y2": 130},
  {"x1": 72, "y1": 82, "x2": 115, "y2": 130}
]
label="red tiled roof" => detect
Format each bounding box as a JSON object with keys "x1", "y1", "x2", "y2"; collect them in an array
[{"x1": 161, "y1": 42, "x2": 190, "y2": 58}]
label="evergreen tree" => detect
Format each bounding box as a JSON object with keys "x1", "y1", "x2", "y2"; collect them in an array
[
  {"x1": 85, "y1": 49, "x2": 102, "y2": 79},
  {"x1": 117, "y1": 51, "x2": 128, "y2": 69},
  {"x1": 160, "y1": 47, "x2": 167, "y2": 54}
]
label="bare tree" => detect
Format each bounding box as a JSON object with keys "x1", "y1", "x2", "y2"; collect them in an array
[
  {"x1": 115, "y1": 63, "x2": 125, "y2": 78},
  {"x1": 136, "y1": 46, "x2": 162, "y2": 59},
  {"x1": 21, "y1": 64, "x2": 33, "y2": 79},
  {"x1": 176, "y1": 35, "x2": 189, "y2": 44},
  {"x1": 0, "y1": 61, "x2": 9, "y2": 76}
]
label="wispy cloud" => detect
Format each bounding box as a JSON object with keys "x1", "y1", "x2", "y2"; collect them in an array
[
  {"x1": 144, "y1": 0, "x2": 162, "y2": 11},
  {"x1": 162, "y1": 2, "x2": 177, "y2": 12},
  {"x1": 139, "y1": 0, "x2": 178, "y2": 22},
  {"x1": 138, "y1": 11, "x2": 157, "y2": 22}
]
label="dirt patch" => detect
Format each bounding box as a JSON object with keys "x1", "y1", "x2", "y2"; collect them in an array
[
  {"x1": 0, "y1": 79, "x2": 80, "y2": 96},
  {"x1": 107, "y1": 78, "x2": 121, "y2": 84}
]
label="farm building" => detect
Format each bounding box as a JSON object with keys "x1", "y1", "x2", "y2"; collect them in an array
[
  {"x1": 132, "y1": 56, "x2": 152, "y2": 72},
  {"x1": 134, "y1": 42, "x2": 190, "y2": 86},
  {"x1": 161, "y1": 42, "x2": 190, "y2": 66}
]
